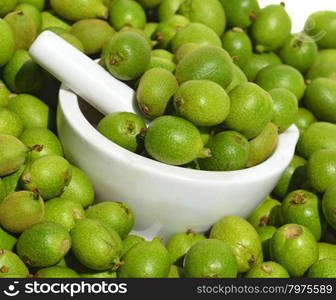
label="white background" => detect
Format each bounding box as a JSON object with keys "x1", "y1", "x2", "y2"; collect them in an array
[{"x1": 258, "y1": 0, "x2": 336, "y2": 32}]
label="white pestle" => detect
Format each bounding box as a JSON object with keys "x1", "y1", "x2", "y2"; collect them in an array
[{"x1": 29, "y1": 30, "x2": 138, "y2": 117}]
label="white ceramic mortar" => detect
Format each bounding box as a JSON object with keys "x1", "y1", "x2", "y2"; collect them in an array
[{"x1": 28, "y1": 0, "x2": 336, "y2": 239}]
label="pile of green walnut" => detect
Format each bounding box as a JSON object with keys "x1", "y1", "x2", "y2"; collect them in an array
[{"x1": 0, "y1": 0, "x2": 336, "y2": 278}]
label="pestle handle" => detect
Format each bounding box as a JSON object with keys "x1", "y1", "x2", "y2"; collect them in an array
[{"x1": 29, "y1": 31, "x2": 137, "y2": 116}]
